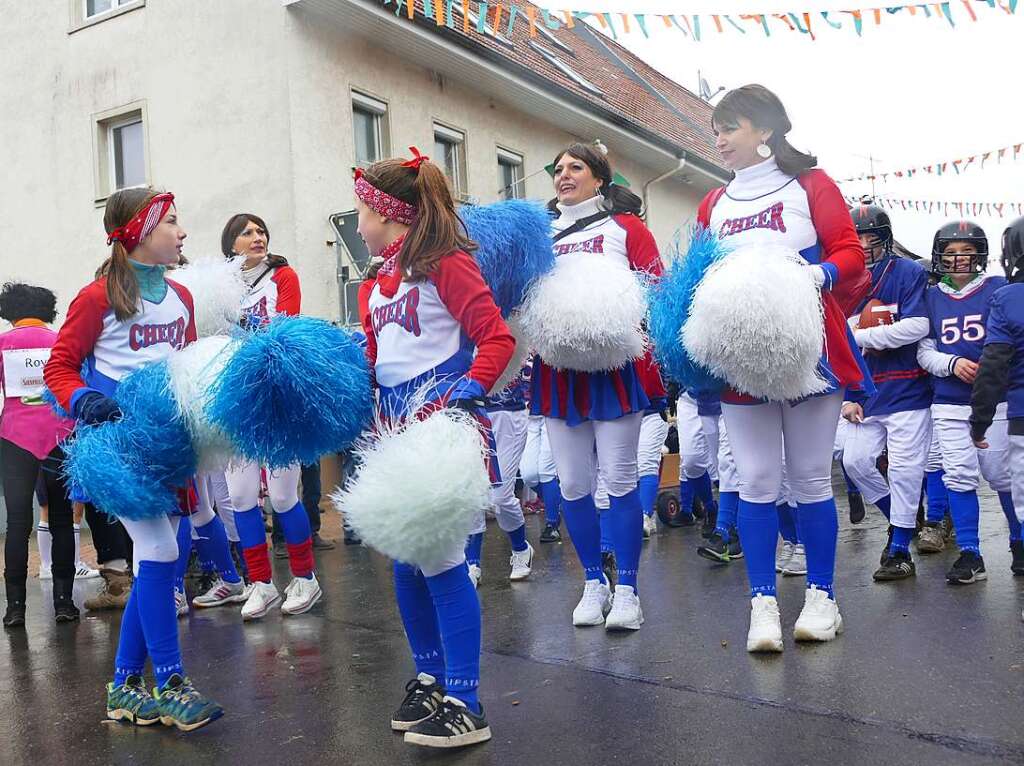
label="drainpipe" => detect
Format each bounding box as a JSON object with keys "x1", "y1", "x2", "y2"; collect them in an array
[{"x1": 642, "y1": 153, "x2": 688, "y2": 229}]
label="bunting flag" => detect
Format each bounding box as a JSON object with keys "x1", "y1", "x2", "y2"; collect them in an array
[
  {"x1": 845, "y1": 194, "x2": 1024, "y2": 218},
  {"x1": 382, "y1": 1, "x2": 1019, "y2": 43},
  {"x1": 836, "y1": 141, "x2": 1023, "y2": 183}
]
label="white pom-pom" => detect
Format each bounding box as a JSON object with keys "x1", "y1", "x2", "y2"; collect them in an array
[
  {"x1": 332, "y1": 410, "x2": 491, "y2": 570},
  {"x1": 682, "y1": 244, "x2": 828, "y2": 401},
  {"x1": 488, "y1": 314, "x2": 532, "y2": 395},
  {"x1": 518, "y1": 253, "x2": 646, "y2": 372},
  {"x1": 173, "y1": 257, "x2": 245, "y2": 337},
  {"x1": 166, "y1": 335, "x2": 240, "y2": 470}
]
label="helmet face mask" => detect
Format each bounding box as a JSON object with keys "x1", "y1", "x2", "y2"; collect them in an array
[
  {"x1": 851, "y1": 204, "x2": 893, "y2": 266},
  {"x1": 931, "y1": 220, "x2": 988, "y2": 277}
]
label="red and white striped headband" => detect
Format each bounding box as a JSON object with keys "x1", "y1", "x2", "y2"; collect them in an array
[
  {"x1": 106, "y1": 192, "x2": 176, "y2": 253},
  {"x1": 353, "y1": 147, "x2": 430, "y2": 226}
]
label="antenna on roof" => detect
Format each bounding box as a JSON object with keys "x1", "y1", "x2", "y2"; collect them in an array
[{"x1": 698, "y1": 70, "x2": 725, "y2": 102}]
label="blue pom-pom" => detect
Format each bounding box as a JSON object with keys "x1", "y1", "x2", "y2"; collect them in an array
[
  {"x1": 461, "y1": 199, "x2": 555, "y2": 317},
  {"x1": 41, "y1": 387, "x2": 72, "y2": 419},
  {"x1": 207, "y1": 316, "x2": 374, "y2": 468},
  {"x1": 649, "y1": 226, "x2": 729, "y2": 394}
]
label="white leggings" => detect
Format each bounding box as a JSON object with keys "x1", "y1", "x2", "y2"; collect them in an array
[
  {"x1": 638, "y1": 413, "x2": 668, "y2": 478},
  {"x1": 520, "y1": 416, "x2": 557, "y2": 487},
  {"x1": 934, "y1": 416, "x2": 1011, "y2": 493},
  {"x1": 677, "y1": 394, "x2": 713, "y2": 481},
  {"x1": 699, "y1": 414, "x2": 721, "y2": 482},
  {"x1": 473, "y1": 409, "x2": 529, "y2": 535},
  {"x1": 121, "y1": 515, "x2": 181, "y2": 576},
  {"x1": 722, "y1": 392, "x2": 844, "y2": 505},
  {"x1": 194, "y1": 471, "x2": 238, "y2": 540},
  {"x1": 225, "y1": 460, "x2": 300, "y2": 513},
  {"x1": 715, "y1": 416, "x2": 740, "y2": 494},
  {"x1": 1010, "y1": 435, "x2": 1024, "y2": 524},
  {"x1": 545, "y1": 413, "x2": 643, "y2": 501}
]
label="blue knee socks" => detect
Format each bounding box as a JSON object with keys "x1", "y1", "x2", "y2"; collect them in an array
[
  {"x1": 638, "y1": 474, "x2": 660, "y2": 518},
  {"x1": 561, "y1": 495, "x2": 603, "y2": 581},
  {"x1": 539, "y1": 479, "x2": 562, "y2": 525},
  {"x1": 506, "y1": 524, "x2": 528, "y2": 553},
  {"x1": 947, "y1": 489, "x2": 981, "y2": 553},
  {"x1": 234, "y1": 505, "x2": 266, "y2": 549},
  {"x1": 599, "y1": 507, "x2": 614, "y2": 554},
  {"x1": 714, "y1": 490, "x2": 739, "y2": 536},
  {"x1": 776, "y1": 503, "x2": 800, "y2": 544},
  {"x1": 840, "y1": 462, "x2": 860, "y2": 495},
  {"x1": 889, "y1": 526, "x2": 914, "y2": 555},
  {"x1": 925, "y1": 470, "x2": 949, "y2": 524},
  {"x1": 796, "y1": 499, "x2": 837, "y2": 599},
  {"x1": 173, "y1": 516, "x2": 192, "y2": 592},
  {"x1": 193, "y1": 514, "x2": 241, "y2": 584},
  {"x1": 998, "y1": 492, "x2": 1022, "y2": 543},
  {"x1": 876, "y1": 494, "x2": 892, "y2": 520},
  {"x1": 737, "y1": 500, "x2": 778, "y2": 598},
  {"x1": 393, "y1": 562, "x2": 445, "y2": 681},
  {"x1": 465, "y1": 533, "x2": 484, "y2": 565},
  {"x1": 692, "y1": 472, "x2": 715, "y2": 510},
  {"x1": 137, "y1": 560, "x2": 184, "y2": 688},
  {"x1": 114, "y1": 583, "x2": 146, "y2": 686},
  {"x1": 426, "y1": 563, "x2": 482, "y2": 714},
  {"x1": 608, "y1": 488, "x2": 643, "y2": 591},
  {"x1": 678, "y1": 479, "x2": 696, "y2": 521}
]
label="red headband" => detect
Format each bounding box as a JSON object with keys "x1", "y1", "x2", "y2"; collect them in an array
[
  {"x1": 353, "y1": 147, "x2": 430, "y2": 226},
  {"x1": 106, "y1": 192, "x2": 176, "y2": 253}
]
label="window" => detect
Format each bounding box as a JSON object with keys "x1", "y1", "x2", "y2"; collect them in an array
[
  {"x1": 434, "y1": 123, "x2": 468, "y2": 199},
  {"x1": 497, "y1": 148, "x2": 524, "y2": 200},
  {"x1": 94, "y1": 104, "x2": 148, "y2": 201},
  {"x1": 528, "y1": 42, "x2": 603, "y2": 97},
  {"x1": 536, "y1": 24, "x2": 574, "y2": 55},
  {"x1": 351, "y1": 91, "x2": 389, "y2": 168},
  {"x1": 71, "y1": 0, "x2": 144, "y2": 34}
]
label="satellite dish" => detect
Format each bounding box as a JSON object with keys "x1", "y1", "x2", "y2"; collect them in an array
[{"x1": 699, "y1": 75, "x2": 725, "y2": 102}]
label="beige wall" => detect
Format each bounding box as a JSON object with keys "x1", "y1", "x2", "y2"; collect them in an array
[{"x1": 1, "y1": 1, "x2": 706, "y2": 324}]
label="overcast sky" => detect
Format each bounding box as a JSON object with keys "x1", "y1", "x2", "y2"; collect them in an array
[{"x1": 565, "y1": 0, "x2": 1022, "y2": 261}]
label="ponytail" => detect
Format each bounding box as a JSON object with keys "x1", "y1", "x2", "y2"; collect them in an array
[{"x1": 102, "y1": 188, "x2": 161, "y2": 321}]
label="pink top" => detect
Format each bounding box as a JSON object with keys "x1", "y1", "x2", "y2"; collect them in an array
[{"x1": 0, "y1": 322, "x2": 74, "y2": 459}]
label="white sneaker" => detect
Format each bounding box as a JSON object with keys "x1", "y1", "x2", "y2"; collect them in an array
[
  {"x1": 75, "y1": 562, "x2": 101, "y2": 580},
  {"x1": 468, "y1": 564, "x2": 482, "y2": 588},
  {"x1": 193, "y1": 577, "x2": 248, "y2": 608},
  {"x1": 281, "y1": 574, "x2": 322, "y2": 615},
  {"x1": 747, "y1": 594, "x2": 784, "y2": 653},
  {"x1": 605, "y1": 585, "x2": 644, "y2": 631},
  {"x1": 509, "y1": 543, "x2": 533, "y2": 581},
  {"x1": 775, "y1": 541, "x2": 794, "y2": 573},
  {"x1": 782, "y1": 544, "x2": 807, "y2": 576},
  {"x1": 793, "y1": 585, "x2": 843, "y2": 642},
  {"x1": 174, "y1": 588, "x2": 189, "y2": 618},
  {"x1": 643, "y1": 514, "x2": 657, "y2": 539},
  {"x1": 241, "y1": 580, "x2": 281, "y2": 621},
  {"x1": 572, "y1": 578, "x2": 612, "y2": 626},
  {"x1": 39, "y1": 565, "x2": 52, "y2": 581}
]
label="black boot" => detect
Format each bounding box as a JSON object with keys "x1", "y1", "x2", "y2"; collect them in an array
[
  {"x1": 4, "y1": 581, "x2": 26, "y2": 629},
  {"x1": 1011, "y1": 540, "x2": 1024, "y2": 576},
  {"x1": 53, "y1": 578, "x2": 80, "y2": 623}
]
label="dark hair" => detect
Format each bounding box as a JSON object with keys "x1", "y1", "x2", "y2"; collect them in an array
[
  {"x1": 360, "y1": 156, "x2": 477, "y2": 280},
  {"x1": 100, "y1": 187, "x2": 160, "y2": 322},
  {"x1": 712, "y1": 84, "x2": 817, "y2": 177},
  {"x1": 220, "y1": 213, "x2": 288, "y2": 269},
  {"x1": 0, "y1": 282, "x2": 58, "y2": 324},
  {"x1": 547, "y1": 143, "x2": 643, "y2": 216}
]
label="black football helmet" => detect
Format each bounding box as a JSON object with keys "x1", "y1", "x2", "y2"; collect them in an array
[
  {"x1": 1001, "y1": 216, "x2": 1024, "y2": 283},
  {"x1": 851, "y1": 204, "x2": 893, "y2": 265},
  {"x1": 931, "y1": 220, "x2": 988, "y2": 275}
]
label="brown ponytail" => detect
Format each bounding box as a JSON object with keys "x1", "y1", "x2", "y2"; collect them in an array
[
  {"x1": 360, "y1": 155, "x2": 477, "y2": 280},
  {"x1": 101, "y1": 188, "x2": 162, "y2": 321}
]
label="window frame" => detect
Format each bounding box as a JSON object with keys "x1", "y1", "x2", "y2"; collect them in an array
[
  {"x1": 351, "y1": 90, "x2": 390, "y2": 169},
  {"x1": 433, "y1": 122, "x2": 469, "y2": 200},
  {"x1": 92, "y1": 101, "x2": 150, "y2": 205},
  {"x1": 497, "y1": 147, "x2": 525, "y2": 200},
  {"x1": 528, "y1": 42, "x2": 604, "y2": 97},
  {"x1": 70, "y1": 0, "x2": 144, "y2": 34}
]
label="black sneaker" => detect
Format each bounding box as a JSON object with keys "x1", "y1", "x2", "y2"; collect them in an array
[
  {"x1": 701, "y1": 501, "x2": 718, "y2": 539},
  {"x1": 880, "y1": 526, "x2": 895, "y2": 566},
  {"x1": 697, "y1": 531, "x2": 730, "y2": 563},
  {"x1": 1011, "y1": 540, "x2": 1024, "y2": 576},
  {"x1": 873, "y1": 549, "x2": 916, "y2": 581},
  {"x1": 404, "y1": 696, "x2": 492, "y2": 748},
  {"x1": 539, "y1": 523, "x2": 562, "y2": 543},
  {"x1": 848, "y1": 492, "x2": 866, "y2": 524},
  {"x1": 727, "y1": 529, "x2": 744, "y2": 559},
  {"x1": 601, "y1": 551, "x2": 617, "y2": 590},
  {"x1": 946, "y1": 551, "x2": 987, "y2": 585},
  {"x1": 391, "y1": 674, "x2": 444, "y2": 731}
]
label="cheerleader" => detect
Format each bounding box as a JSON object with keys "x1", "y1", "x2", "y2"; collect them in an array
[
  {"x1": 521, "y1": 416, "x2": 563, "y2": 542},
  {"x1": 356, "y1": 150, "x2": 513, "y2": 747},
  {"x1": 219, "y1": 213, "x2": 322, "y2": 620},
  {"x1": 532, "y1": 142, "x2": 666, "y2": 632},
  {"x1": 700, "y1": 85, "x2": 868, "y2": 652},
  {"x1": 44, "y1": 188, "x2": 222, "y2": 730}
]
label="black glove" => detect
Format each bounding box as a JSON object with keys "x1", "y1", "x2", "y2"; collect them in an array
[{"x1": 75, "y1": 392, "x2": 123, "y2": 425}]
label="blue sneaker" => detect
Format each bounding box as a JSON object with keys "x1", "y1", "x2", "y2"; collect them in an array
[
  {"x1": 106, "y1": 676, "x2": 161, "y2": 725},
  {"x1": 154, "y1": 674, "x2": 224, "y2": 732}
]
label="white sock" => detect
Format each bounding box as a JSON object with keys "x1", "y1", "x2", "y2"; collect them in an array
[
  {"x1": 74, "y1": 523, "x2": 82, "y2": 564},
  {"x1": 37, "y1": 522, "x2": 52, "y2": 570}
]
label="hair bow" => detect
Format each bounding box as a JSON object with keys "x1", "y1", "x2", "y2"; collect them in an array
[{"x1": 401, "y1": 146, "x2": 430, "y2": 172}]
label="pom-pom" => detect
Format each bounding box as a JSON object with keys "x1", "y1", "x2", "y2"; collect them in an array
[
  {"x1": 173, "y1": 256, "x2": 245, "y2": 337},
  {"x1": 648, "y1": 226, "x2": 728, "y2": 393},
  {"x1": 518, "y1": 253, "x2": 647, "y2": 372},
  {"x1": 42, "y1": 387, "x2": 72, "y2": 419},
  {"x1": 207, "y1": 316, "x2": 373, "y2": 468},
  {"x1": 332, "y1": 409, "x2": 492, "y2": 570},
  {"x1": 487, "y1": 314, "x2": 532, "y2": 395},
  {"x1": 683, "y1": 244, "x2": 828, "y2": 402},
  {"x1": 461, "y1": 199, "x2": 555, "y2": 317}
]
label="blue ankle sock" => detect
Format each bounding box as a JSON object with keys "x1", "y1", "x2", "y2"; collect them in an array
[
  {"x1": 113, "y1": 583, "x2": 146, "y2": 687},
  {"x1": 426, "y1": 562, "x2": 482, "y2": 714},
  {"x1": 464, "y1": 533, "x2": 484, "y2": 566},
  {"x1": 561, "y1": 495, "x2": 603, "y2": 581},
  {"x1": 678, "y1": 478, "x2": 696, "y2": 520},
  {"x1": 193, "y1": 515, "x2": 241, "y2": 584},
  {"x1": 797, "y1": 499, "x2": 838, "y2": 599},
  {"x1": 609, "y1": 488, "x2": 643, "y2": 591},
  {"x1": 776, "y1": 502, "x2": 799, "y2": 544},
  {"x1": 173, "y1": 516, "x2": 192, "y2": 592},
  {"x1": 947, "y1": 489, "x2": 981, "y2": 553},
  {"x1": 638, "y1": 474, "x2": 660, "y2": 518},
  {"x1": 737, "y1": 500, "x2": 778, "y2": 598},
  {"x1": 876, "y1": 494, "x2": 892, "y2": 520},
  {"x1": 998, "y1": 491, "x2": 1022, "y2": 543},
  {"x1": 925, "y1": 470, "x2": 949, "y2": 524},
  {"x1": 539, "y1": 479, "x2": 562, "y2": 525},
  {"x1": 393, "y1": 562, "x2": 445, "y2": 681},
  {"x1": 840, "y1": 462, "x2": 859, "y2": 495},
  {"x1": 714, "y1": 490, "x2": 739, "y2": 536},
  {"x1": 506, "y1": 524, "x2": 528, "y2": 553},
  {"x1": 599, "y1": 506, "x2": 614, "y2": 554},
  {"x1": 889, "y1": 526, "x2": 914, "y2": 555},
  {"x1": 136, "y1": 560, "x2": 184, "y2": 688},
  {"x1": 692, "y1": 472, "x2": 714, "y2": 508}
]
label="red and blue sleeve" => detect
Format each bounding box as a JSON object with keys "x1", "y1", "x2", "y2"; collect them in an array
[
  {"x1": 271, "y1": 267, "x2": 301, "y2": 316},
  {"x1": 799, "y1": 170, "x2": 866, "y2": 291},
  {"x1": 358, "y1": 278, "x2": 378, "y2": 374},
  {"x1": 43, "y1": 281, "x2": 108, "y2": 414},
  {"x1": 614, "y1": 214, "x2": 664, "y2": 276}
]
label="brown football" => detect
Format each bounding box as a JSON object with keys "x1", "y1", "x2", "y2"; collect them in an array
[{"x1": 858, "y1": 298, "x2": 894, "y2": 328}]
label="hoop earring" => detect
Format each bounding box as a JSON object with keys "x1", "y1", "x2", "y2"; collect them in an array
[{"x1": 756, "y1": 142, "x2": 773, "y2": 159}]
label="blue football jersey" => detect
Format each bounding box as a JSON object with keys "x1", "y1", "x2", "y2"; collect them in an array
[
  {"x1": 924, "y1": 275, "x2": 1007, "y2": 406},
  {"x1": 689, "y1": 389, "x2": 722, "y2": 418},
  {"x1": 984, "y1": 283, "x2": 1024, "y2": 421},
  {"x1": 486, "y1": 363, "x2": 531, "y2": 412}
]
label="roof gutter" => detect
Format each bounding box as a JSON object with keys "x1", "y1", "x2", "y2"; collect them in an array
[{"x1": 643, "y1": 154, "x2": 688, "y2": 228}]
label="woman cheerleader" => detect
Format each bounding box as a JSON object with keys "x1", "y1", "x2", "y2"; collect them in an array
[
  {"x1": 700, "y1": 85, "x2": 868, "y2": 652},
  {"x1": 44, "y1": 188, "x2": 223, "y2": 729},
  {"x1": 219, "y1": 213, "x2": 322, "y2": 620},
  {"x1": 356, "y1": 150, "x2": 513, "y2": 747},
  {"x1": 532, "y1": 143, "x2": 666, "y2": 632}
]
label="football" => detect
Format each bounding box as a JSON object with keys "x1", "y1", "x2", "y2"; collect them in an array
[{"x1": 858, "y1": 298, "x2": 895, "y2": 328}]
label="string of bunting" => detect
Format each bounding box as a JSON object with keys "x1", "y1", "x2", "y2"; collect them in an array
[
  {"x1": 845, "y1": 194, "x2": 1024, "y2": 218},
  {"x1": 382, "y1": 1, "x2": 1019, "y2": 42},
  {"x1": 838, "y1": 141, "x2": 1023, "y2": 183}
]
